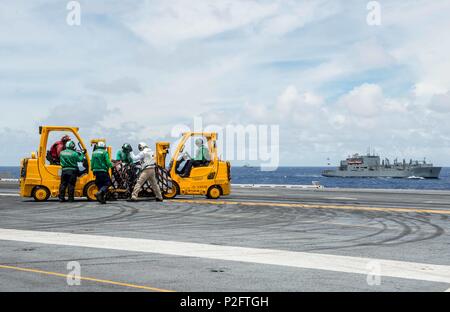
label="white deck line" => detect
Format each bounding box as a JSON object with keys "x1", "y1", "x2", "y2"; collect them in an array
[{"x1": 0, "y1": 228, "x2": 449, "y2": 285}]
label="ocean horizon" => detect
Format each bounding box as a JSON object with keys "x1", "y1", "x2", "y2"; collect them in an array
[{"x1": 2, "y1": 166, "x2": 450, "y2": 191}]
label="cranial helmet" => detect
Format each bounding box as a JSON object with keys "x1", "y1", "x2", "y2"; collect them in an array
[
  {"x1": 195, "y1": 138, "x2": 204, "y2": 146},
  {"x1": 122, "y1": 143, "x2": 133, "y2": 152},
  {"x1": 61, "y1": 135, "x2": 71, "y2": 143},
  {"x1": 138, "y1": 142, "x2": 148, "y2": 151},
  {"x1": 66, "y1": 140, "x2": 76, "y2": 150},
  {"x1": 97, "y1": 141, "x2": 106, "y2": 149}
]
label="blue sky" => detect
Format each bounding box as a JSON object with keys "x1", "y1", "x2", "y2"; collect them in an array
[{"x1": 1, "y1": 0, "x2": 450, "y2": 166}]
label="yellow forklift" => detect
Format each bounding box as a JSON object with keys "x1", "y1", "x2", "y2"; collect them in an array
[
  {"x1": 20, "y1": 126, "x2": 102, "y2": 201},
  {"x1": 20, "y1": 127, "x2": 231, "y2": 201},
  {"x1": 156, "y1": 132, "x2": 231, "y2": 199}
]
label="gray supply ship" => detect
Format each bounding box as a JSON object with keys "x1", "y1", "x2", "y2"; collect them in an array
[{"x1": 322, "y1": 154, "x2": 441, "y2": 178}]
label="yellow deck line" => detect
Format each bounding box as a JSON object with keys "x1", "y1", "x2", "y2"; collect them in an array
[
  {"x1": 0, "y1": 264, "x2": 175, "y2": 292},
  {"x1": 174, "y1": 199, "x2": 450, "y2": 215}
]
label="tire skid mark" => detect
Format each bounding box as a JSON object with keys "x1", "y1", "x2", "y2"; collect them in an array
[
  {"x1": 27, "y1": 206, "x2": 139, "y2": 230},
  {"x1": 0, "y1": 196, "x2": 447, "y2": 256}
]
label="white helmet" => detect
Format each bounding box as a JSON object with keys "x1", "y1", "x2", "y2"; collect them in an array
[
  {"x1": 97, "y1": 141, "x2": 106, "y2": 149},
  {"x1": 138, "y1": 142, "x2": 148, "y2": 151}
]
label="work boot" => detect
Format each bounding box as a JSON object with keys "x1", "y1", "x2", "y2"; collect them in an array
[
  {"x1": 68, "y1": 198, "x2": 75, "y2": 203},
  {"x1": 156, "y1": 198, "x2": 164, "y2": 202},
  {"x1": 128, "y1": 197, "x2": 138, "y2": 202},
  {"x1": 100, "y1": 192, "x2": 107, "y2": 205},
  {"x1": 95, "y1": 191, "x2": 106, "y2": 204},
  {"x1": 59, "y1": 197, "x2": 66, "y2": 203},
  {"x1": 95, "y1": 192, "x2": 103, "y2": 204}
]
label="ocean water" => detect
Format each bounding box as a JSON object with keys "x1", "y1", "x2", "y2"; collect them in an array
[
  {"x1": 2, "y1": 166, "x2": 450, "y2": 190},
  {"x1": 231, "y1": 167, "x2": 450, "y2": 190},
  {"x1": 0, "y1": 167, "x2": 19, "y2": 179}
]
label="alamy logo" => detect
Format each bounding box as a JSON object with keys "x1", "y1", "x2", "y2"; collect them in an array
[
  {"x1": 367, "y1": 1, "x2": 382, "y2": 26},
  {"x1": 66, "y1": 1, "x2": 81, "y2": 26},
  {"x1": 171, "y1": 117, "x2": 280, "y2": 171},
  {"x1": 366, "y1": 261, "x2": 382, "y2": 286},
  {"x1": 67, "y1": 261, "x2": 81, "y2": 286}
]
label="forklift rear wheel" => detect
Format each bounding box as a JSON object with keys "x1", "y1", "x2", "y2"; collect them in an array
[
  {"x1": 32, "y1": 186, "x2": 50, "y2": 202},
  {"x1": 207, "y1": 186, "x2": 221, "y2": 199},
  {"x1": 84, "y1": 181, "x2": 98, "y2": 201},
  {"x1": 163, "y1": 182, "x2": 179, "y2": 199}
]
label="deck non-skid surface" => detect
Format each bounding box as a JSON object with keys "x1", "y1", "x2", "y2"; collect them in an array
[{"x1": 0, "y1": 185, "x2": 449, "y2": 291}]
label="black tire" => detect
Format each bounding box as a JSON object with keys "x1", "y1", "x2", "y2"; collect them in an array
[{"x1": 32, "y1": 186, "x2": 51, "y2": 202}]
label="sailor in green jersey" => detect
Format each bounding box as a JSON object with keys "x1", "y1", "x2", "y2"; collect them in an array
[
  {"x1": 116, "y1": 143, "x2": 133, "y2": 164},
  {"x1": 59, "y1": 141, "x2": 85, "y2": 202},
  {"x1": 91, "y1": 141, "x2": 113, "y2": 204},
  {"x1": 193, "y1": 140, "x2": 210, "y2": 162},
  {"x1": 180, "y1": 138, "x2": 210, "y2": 177}
]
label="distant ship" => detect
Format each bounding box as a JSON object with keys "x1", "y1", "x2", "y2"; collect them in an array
[{"x1": 322, "y1": 153, "x2": 441, "y2": 179}]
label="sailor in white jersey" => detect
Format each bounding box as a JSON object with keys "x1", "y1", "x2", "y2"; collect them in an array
[{"x1": 129, "y1": 142, "x2": 163, "y2": 202}]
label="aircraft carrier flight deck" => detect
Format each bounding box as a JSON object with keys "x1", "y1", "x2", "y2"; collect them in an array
[{"x1": 1, "y1": 181, "x2": 449, "y2": 292}]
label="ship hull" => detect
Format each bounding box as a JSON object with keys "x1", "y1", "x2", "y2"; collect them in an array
[{"x1": 322, "y1": 167, "x2": 442, "y2": 179}]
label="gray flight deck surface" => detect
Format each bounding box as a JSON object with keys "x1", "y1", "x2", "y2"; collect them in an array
[{"x1": 0, "y1": 181, "x2": 449, "y2": 292}]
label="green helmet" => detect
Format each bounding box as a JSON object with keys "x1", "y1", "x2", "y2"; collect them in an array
[
  {"x1": 195, "y1": 138, "x2": 204, "y2": 146},
  {"x1": 122, "y1": 143, "x2": 132, "y2": 153},
  {"x1": 66, "y1": 140, "x2": 76, "y2": 150}
]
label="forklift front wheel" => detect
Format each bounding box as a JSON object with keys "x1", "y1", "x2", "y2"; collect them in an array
[
  {"x1": 32, "y1": 186, "x2": 51, "y2": 202},
  {"x1": 206, "y1": 186, "x2": 221, "y2": 199},
  {"x1": 84, "y1": 181, "x2": 98, "y2": 201},
  {"x1": 163, "y1": 182, "x2": 179, "y2": 199}
]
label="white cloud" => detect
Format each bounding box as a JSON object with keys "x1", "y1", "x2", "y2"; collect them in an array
[
  {"x1": 124, "y1": 0, "x2": 277, "y2": 46},
  {"x1": 259, "y1": 0, "x2": 339, "y2": 36},
  {"x1": 329, "y1": 114, "x2": 346, "y2": 129},
  {"x1": 233, "y1": 81, "x2": 446, "y2": 165},
  {"x1": 303, "y1": 39, "x2": 396, "y2": 87},
  {"x1": 85, "y1": 77, "x2": 141, "y2": 95},
  {"x1": 338, "y1": 83, "x2": 383, "y2": 117},
  {"x1": 428, "y1": 92, "x2": 450, "y2": 113},
  {"x1": 386, "y1": 1, "x2": 450, "y2": 97},
  {"x1": 122, "y1": 0, "x2": 339, "y2": 47},
  {"x1": 2, "y1": 0, "x2": 450, "y2": 166},
  {"x1": 413, "y1": 83, "x2": 448, "y2": 97},
  {"x1": 41, "y1": 97, "x2": 113, "y2": 129},
  {"x1": 275, "y1": 86, "x2": 324, "y2": 125},
  {"x1": 0, "y1": 128, "x2": 37, "y2": 165}
]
